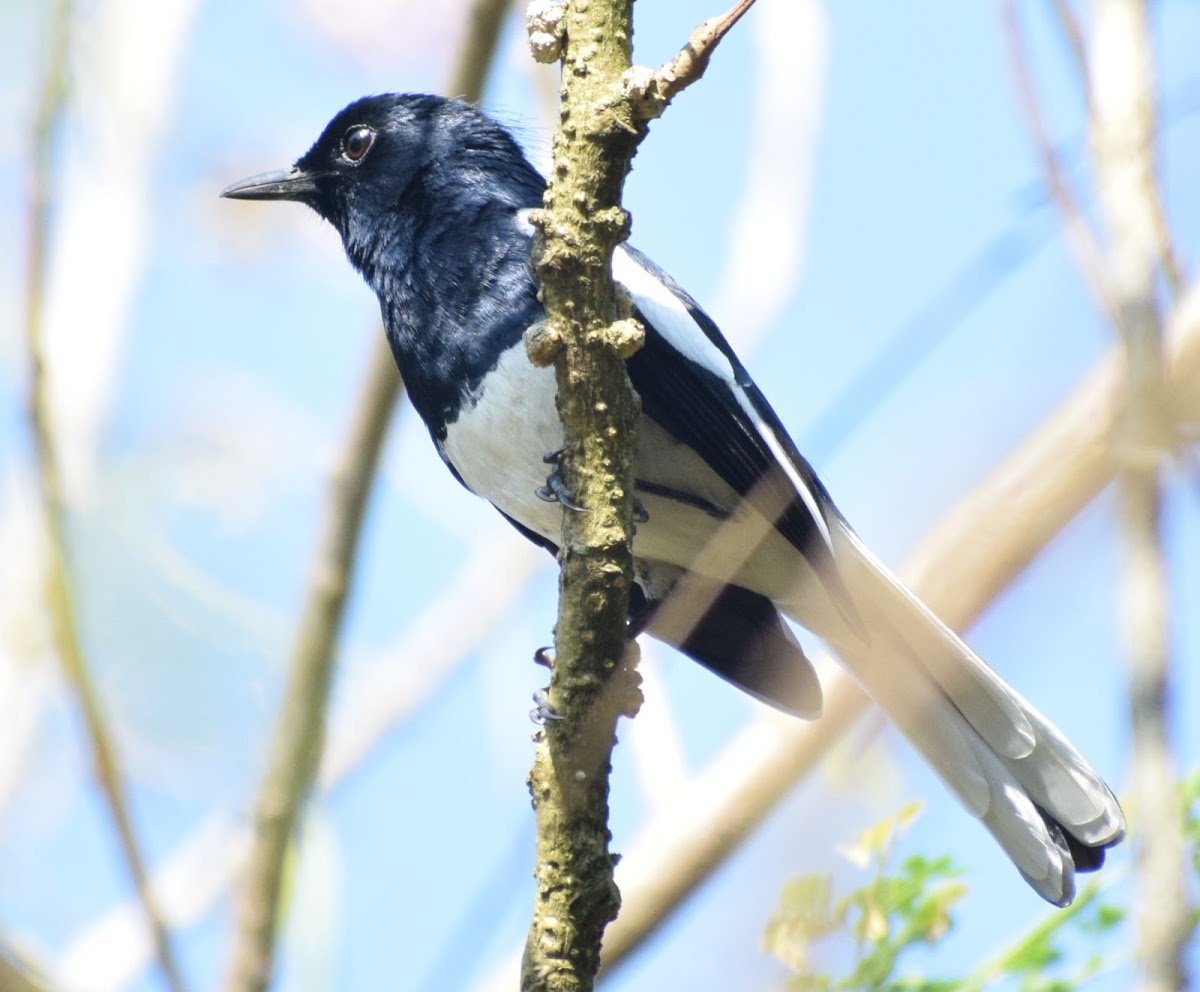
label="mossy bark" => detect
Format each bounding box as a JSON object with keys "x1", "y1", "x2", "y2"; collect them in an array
[{"x1": 520, "y1": 1, "x2": 649, "y2": 989}]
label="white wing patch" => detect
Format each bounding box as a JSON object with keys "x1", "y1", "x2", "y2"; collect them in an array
[
  {"x1": 613, "y1": 245, "x2": 834, "y2": 554},
  {"x1": 509, "y1": 216, "x2": 835, "y2": 556},
  {"x1": 754, "y1": 427, "x2": 834, "y2": 552},
  {"x1": 612, "y1": 246, "x2": 739, "y2": 381}
]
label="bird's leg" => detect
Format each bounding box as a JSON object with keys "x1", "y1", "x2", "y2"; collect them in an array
[
  {"x1": 535, "y1": 445, "x2": 585, "y2": 511},
  {"x1": 631, "y1": 496, "x2": 649, "y2": 524},
  {"x1": 529, "y1": 646, "x2": 563, "y2": 723},
  {"x1": 529, "y1": 688, "x2": 564, "y2": 724},
  {"x1": 536, "y1": 447, "x2": 648, "y2": 523}
]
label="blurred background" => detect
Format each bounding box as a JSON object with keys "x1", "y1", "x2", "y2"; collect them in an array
[{"x1": 2, "y1": 0, "x2": 1198, "y2": 989}]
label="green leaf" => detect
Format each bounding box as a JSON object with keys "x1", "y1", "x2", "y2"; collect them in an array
[
  {"x1": 837, "y1": 802, "x2": 924, "y2": 870},
  {"x1": 765, "y1": 873, "x2": 842, "y2": 978}
]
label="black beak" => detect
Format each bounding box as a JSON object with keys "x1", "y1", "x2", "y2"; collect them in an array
[{"x1": 221, "y1": 167, "x2": 319, "y2": 202}]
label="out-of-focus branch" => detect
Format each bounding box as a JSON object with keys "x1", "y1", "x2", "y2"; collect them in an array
[
  {"x1": 1050, "y1": 0, "x2": 1092, "y2": 112},
  {"x1": 1090, "y1": 3, "x2": 1192, "y2": 991},
  {"x1": 708, "y1": 0, "x2": 826, "y2": 354},
  {"x1": 449, "y1": 0, "x2": 512, "y2": 103},
  {"x1": 1044, "y1": 0, "x2": 1183, "y2": 297},
  {"x1": 0, "y1": 942, "x2": 51, "y2": 992},
  {"x1": 60, "y1": 538, "x2": 545, "y2": 991},
  {"x1": 23, "y1": 4, "x2": 188, "y2": 992},
  {"x1": 222, "y1": 342, "x2": 402, "y2": 992},
  {"x1": 593, "y1": 278, "x2": 1200, "y2": 977},
  {"x1": 1002, "y1": 0, "x2": 1116, "y2": 321},
  {"x1": 222, "y1": 2, "x2": 513, "y2": 990}
]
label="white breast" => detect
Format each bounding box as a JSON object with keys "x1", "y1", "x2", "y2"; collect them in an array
[{"x1": 440, "y1": 343, "x2": 565, "y2": 541}]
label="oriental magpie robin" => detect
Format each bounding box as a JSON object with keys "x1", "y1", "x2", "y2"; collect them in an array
[{"x1": 223, "y1": 93, "x2": 1124, "y2": 905}]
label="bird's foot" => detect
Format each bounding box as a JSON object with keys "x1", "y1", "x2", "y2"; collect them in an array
[
  {"x1": 533, "y1": 645, "x2": 554, "y2": 668},
  {"x1": 529, "y1": 688, "x2": 564, "y2": 724},
  {"x1": 536, "y1": 449, "x2": 647, "y2": 523},
  {"x1": 535, "y1": 459, "x2": 585, "y2": 512},
  {"x1": 632, "y1": 496, "x2": 649, "y2": 524}
]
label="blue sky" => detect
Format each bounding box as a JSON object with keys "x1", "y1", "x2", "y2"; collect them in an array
[{"x1": 1, "y1": 1, "x2": 1197, "y2": 990}]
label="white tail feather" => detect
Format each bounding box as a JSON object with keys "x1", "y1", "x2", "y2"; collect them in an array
[{"x1": 785, "y1": 521, "x2": 1125, "y2": 905}]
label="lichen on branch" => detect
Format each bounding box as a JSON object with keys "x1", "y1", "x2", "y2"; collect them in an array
[{"x1": 519, "y1": 0, "x2": 757, "y2": 989}]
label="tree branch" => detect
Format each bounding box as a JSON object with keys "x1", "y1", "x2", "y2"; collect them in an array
[
  {"x1": 1050, "y1": 0, "x2": 1092, "y2": 113},
  {"x1": 1002, "y1": 0, "x2": 1117, "y2": 322},
  {"x1": 520, "y1": 1, "x2": 644, "y2": 986},
  {"x1": 1090, "y1": 2, "x2": 1192, "y2": 990},
  {"x1": 221, "y1": 2, "x2": 513, "y2": 989},
  {"x1": 624, "y1": 0, "x2": 759, "y2": 121},
  {"x1": 23, "y1": 4, "x2": 188, "y2": 992},
  {"x1": 222, "y1": 343, "x2": 400, "y2": 992},
  {"x1": 520, "y1": 0, "x2": 757, "y2": 987},
  {"x1": 1045, "y1": 0, "x2": 1183, "y2": 296},
  {"x1": 0, "y1": 942, "x2": 51, "y2": 992}
]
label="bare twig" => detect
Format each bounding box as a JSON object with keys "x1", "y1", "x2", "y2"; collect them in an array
[
  {"x1": 624, "y1": 0, "x2": 759, "y2": 121},
  {"x1": 23, "y1": 4, "x2": 188, "y2": 992},
  {"x1": 1002, "y1": 0, "x2": 1118, "y2": 321},
  {"x1": 1047, "y1": 0, "x2": 1184, "y2": 297},
  {"x1": 1090, "y1": 2, "x2": 1192, "y2": 990},
  {"x1": 222, "y1": 2, "x2": 514, "y2": 990},
  {"x1": 223, "y1": 343, "x2": 401, "y2": 992},
  {"x1": 1050, "y1": 0, "x2": 1092, "y2": 113},
  {"x1": 1146, "y1": 166, "x2": 1185, "y2": 298}
]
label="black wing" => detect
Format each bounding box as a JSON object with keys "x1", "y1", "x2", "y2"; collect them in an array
[{"x1": 618, "y1": 246, "x2": 842, "y2": 585}]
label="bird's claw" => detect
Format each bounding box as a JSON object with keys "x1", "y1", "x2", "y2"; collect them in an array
[
  {"x1": 535, "y1": 450, "x2": 647, "y2": 522},
  {"x1": 632, "y1": 497, "x2": 649, "y2": 524},
  {"x1": 535, "y1": 462, "x2": 585, "y2": 512},
  {"x1": 530, "y1": 688, "x2": 564, "y2": 724},
  {"x1": 533, "y1": 646, "x2": 554, "y2": 668}
]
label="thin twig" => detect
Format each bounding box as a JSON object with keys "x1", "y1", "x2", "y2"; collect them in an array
[
  {"x1": 23, "y1": 4, "x2": 188, "y2": 992},
  {"x1": 1047, "y1": 0, "x2": 1184, "y2": 297},
  {"x1": 624, "y1": 0, "x2": 759, "y2": 120},
  {"x1": 222, "y1": 341, "x2": 401, "y2": 992},
  {"x1": 1002, "y1": 0, "x2": 1118, "y2": 322},
  {"x1": 222, "y1": 2, "x2": 514, "y2": 990},
  {"x1": 1146, "y1": 163, "x2": 1185, "y2": 298},
  {"x1": 1090, "y1": 2, "x2": 1192, "y2": 990},
  {"x1": 1050, "y1": 0, "x2": 1092, "y2": 114}
]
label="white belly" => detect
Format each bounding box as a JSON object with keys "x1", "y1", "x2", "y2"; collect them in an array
[
  {"x1": 438, "y1": 342, "x2": 824, "y2": 624},
  {"x1": 439, "y1": 343, "x2": 566, "y2": 540}
]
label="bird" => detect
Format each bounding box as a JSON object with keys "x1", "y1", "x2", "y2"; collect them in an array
[{"x1": 222, "y1": 93, "x2": 1125, "y2": 906}]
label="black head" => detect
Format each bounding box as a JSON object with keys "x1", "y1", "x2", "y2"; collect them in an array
[{"x1": 221, "y1": 94, "x2": 544, "y2": 246}]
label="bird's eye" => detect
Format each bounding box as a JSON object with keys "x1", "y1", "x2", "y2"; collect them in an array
[{"x1": 342, "y1": 125, "x2": 375, "y2": 164}]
